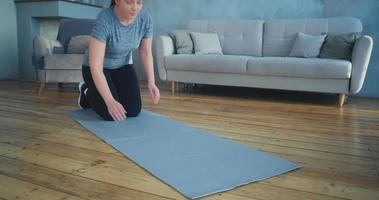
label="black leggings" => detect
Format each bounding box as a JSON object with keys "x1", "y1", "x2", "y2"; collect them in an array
[{"x1": 82, "y1": 65, "x2": 141, "y2": 121}]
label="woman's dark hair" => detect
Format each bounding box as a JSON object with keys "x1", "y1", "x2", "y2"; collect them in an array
[{"x1": 110, "y1": 0, "x2": 115, "y2": 7}]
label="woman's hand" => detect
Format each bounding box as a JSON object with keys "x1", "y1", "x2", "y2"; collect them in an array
[
  {"x1": 148, "y1": 82, "x2": 160, "y2": 104},
  {"x1": 105, "y1": 99, "x2": 127, "y2": 121}
]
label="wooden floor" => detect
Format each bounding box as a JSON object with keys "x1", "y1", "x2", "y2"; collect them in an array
[{"x1": 0, "y1": 80, "x2": 378, "y2": 200}]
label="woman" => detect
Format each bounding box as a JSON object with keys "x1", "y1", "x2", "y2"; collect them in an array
[{"x1": 78, "y1": 0, "x2": 160, "y2": 121}]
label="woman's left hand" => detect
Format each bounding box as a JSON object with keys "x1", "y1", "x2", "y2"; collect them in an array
[{"x1": 148, "y1": 82, "x2": 160, "y2": 104}]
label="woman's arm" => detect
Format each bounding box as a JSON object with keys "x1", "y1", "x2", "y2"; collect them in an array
[
  {"x1": 89, "y1": 38, "x2": 126, "y2": 121},
  {"x1": 139, "y1": 37, "x2": 155, "y2": 84},
  {"x1": 139, "y1": 37, "x2": 160, "y2": 104}
]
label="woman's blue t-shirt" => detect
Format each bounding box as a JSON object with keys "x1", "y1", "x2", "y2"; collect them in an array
[{"x1": 83, "y1": 7, "x2": 153, "y2": 69}]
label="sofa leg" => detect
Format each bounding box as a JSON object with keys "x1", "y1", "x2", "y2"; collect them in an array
[
  {"x1": 338, "y1": 94, "x2": 346, "y2": 107},
  {"x1": 37, "y1": 82, "x2": 45, "y2": 95},
  {"x1": 171, "y1": 81, "x2": 176, "y2": 95}
]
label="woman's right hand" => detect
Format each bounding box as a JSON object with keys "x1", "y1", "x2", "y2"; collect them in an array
[{"x1": 105, "y1": 99, "x2": 127, "y2": 121}]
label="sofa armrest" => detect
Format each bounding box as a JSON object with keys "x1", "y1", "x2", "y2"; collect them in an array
[
  {"x1": 156, "y1": 35, "x2": 174, "y2": 81},
  {"x1": 350, "y1": 35, "x2": 373, "y2": 94},
  {"x1": 32, "y1": 36, "x2": 62, "y2": 69}
]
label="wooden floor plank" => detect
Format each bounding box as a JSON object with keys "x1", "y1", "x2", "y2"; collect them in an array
[
  {"x1": 0, "y1": 142, "x2": 186, "y2": 200},
  {"x1": 0, "y1": 156, "x2": 172, "y2": 200},
  {"x1": 0, "y1": 173, "x2": 85, "y2": 200}
]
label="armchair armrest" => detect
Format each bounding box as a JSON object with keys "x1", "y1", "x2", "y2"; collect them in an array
[
  {"x1": 350, "y1": 35, "x2": 373, "y2": 94},
  {"x1": 32, "y1": 36, "x2": 62, "y2": 69},
  {"x1": 156, "y1": 35, "x2": 174, "y2": 81}
]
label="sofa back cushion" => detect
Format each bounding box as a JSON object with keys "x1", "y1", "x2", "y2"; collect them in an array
[
  {"x1": 289, "y1": 33, "x2": 327, "y2": 58},
  {"x1": 188, "y1": 20, "x2": 264, "y2": 56},
  {"x1": 190, "y1": 32, "x2": 223, "y2": 55},
  {"x1": 319, "y1": 32, "x2": 361, "y2": 60},
  {"x1": 168, "y1": 30, "x2": 194, "y2": 54},
  {"x1": 263, "y1": 17, "x2": 362, "y2": 57}
]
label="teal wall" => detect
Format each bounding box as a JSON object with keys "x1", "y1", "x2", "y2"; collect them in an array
[
  {"x1": 143, "y1": 0, "x2": 379, "y2": 97},
  {"x1": 143, "y1": 0, "x2": 324, "y2": 44},
  {"x1": 0, "y1": 0, "x2": 19, "y2": 79}
]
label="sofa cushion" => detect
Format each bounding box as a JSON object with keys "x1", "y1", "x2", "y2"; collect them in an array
[
  {"x1": 263, "y1": 18, "x2": 362, "y2": 57},
  {"x1": 67, "y1": 35, "x2": 91, "y2": 54},
  {"x1": 37, "y1": 69, "x2": 83, "y2": 83},
  {"x1": 165, "y1": 55, "x2": 249, "y2": 74},
  {"x1": 188, "y1": 20, "x2": 264, "y2": 56},
  {"x1": 247, "y1": 57, "x2": 351, "y2": 79},
  {"x1": 168, "y1": 29, "x2": 193, "y2": 54},
  {"x1": 289, "y1": 33, "x2": 326, "y2": 58},
  {"x1": 320, "y1": 32, "x2": 361, "y2": 60},
  {"x1": 44, "y1": 54, "x2": 83, "y2": 70},
  {"x1": 190, "y1": 32, "x2": 223, "y2": 55}
]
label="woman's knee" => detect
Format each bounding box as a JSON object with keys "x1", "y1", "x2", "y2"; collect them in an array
[{"x1": 127, "y1": 105, "x2": 141, "y2": 118}]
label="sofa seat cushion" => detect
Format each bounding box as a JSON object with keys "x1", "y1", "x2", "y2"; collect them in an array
[
  {"x1": 165, "y1": 55, "x2": 250, "y2": 74},
  {"x1": 44, "y1": 54, "x2": 84, "y2": 70},
  {"x1": 247, "y1": 57, "x2": 351, "y2": 79}
]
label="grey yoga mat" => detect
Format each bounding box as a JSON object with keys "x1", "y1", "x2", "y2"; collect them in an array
[{"x1": 67, "y1": 109, "x2": 301, "y2": 199}]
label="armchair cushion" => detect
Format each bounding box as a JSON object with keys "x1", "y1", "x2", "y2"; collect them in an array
[
  {"x1": 67, "y1": 35, "x2": 92, "y2": 54},
  {"x1": 44, "y1": 54, "x2": 83, "y2": 70}
]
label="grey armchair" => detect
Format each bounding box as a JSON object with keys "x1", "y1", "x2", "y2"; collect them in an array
[{"x1": 32, "y1": 18, "x2": 95, "y2": 95}]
